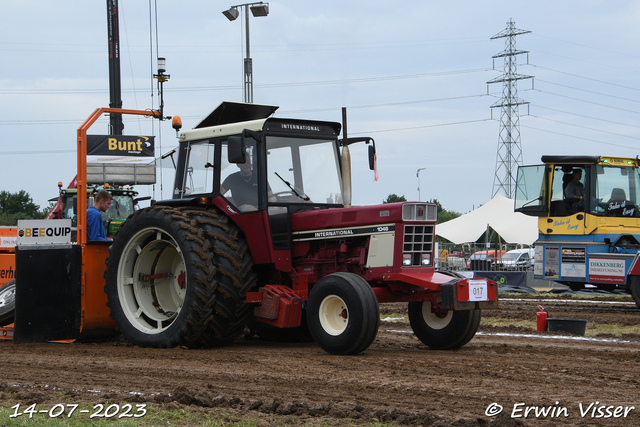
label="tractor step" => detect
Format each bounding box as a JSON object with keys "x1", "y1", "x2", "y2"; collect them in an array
[{"x1": 247, "y1": 285, "x2": 303, "y2": 328}]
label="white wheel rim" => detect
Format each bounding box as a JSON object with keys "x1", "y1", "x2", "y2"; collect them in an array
[
  {"x1": 117, "y1": 227, "x2": 186, "y2": 334},
  {"x1": 0, "y1": 283, "x2": 15, "y2": 308},
  {"x1": 421, "y1": 299, "x2": 452, "y2": 330},
  {"x1": 318, "y1": 295, "x2": 348, "y2": 336}
]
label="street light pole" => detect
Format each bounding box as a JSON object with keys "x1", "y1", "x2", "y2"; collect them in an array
[
  {"x1": 223, "y1": 2, "x2": 270, "y2": 103},
  {"x1": 244, "y1": 6, "x2": 251, "y2": 103},
  {"x1": 417, "y1": 168, "x2": 426, "y2": 201}
]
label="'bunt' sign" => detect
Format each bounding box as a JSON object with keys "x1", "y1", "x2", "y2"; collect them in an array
[
  {"x1": 86, "y1": 135, "x2": 156, "y2": 185},
  {"x1": 87, "y1": 135, "x2": 155, "y2": 164}
]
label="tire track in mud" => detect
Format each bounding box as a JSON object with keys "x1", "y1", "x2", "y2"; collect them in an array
[{"x1": 0, "y1": 295, "x2": 638, "y2": 426}]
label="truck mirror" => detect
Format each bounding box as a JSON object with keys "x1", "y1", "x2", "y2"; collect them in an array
[
  {"x1": 368, "y1": 144, "x2": 376, "y2": 170},
  {"x1": 134, "y1": 196, "x2": 152, "y2": 204},
  {"x1": 227, "y1": 136, "x2": 246, "y2": 164}
]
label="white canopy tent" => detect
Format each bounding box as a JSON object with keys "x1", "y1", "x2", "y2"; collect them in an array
[{"x1": 435, "y1": 193, "x2": 538, "y2": 245}]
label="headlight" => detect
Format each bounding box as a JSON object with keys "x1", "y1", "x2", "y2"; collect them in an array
[{"x1": 402, "y1": 254, "x2": 412, "y2": 266}]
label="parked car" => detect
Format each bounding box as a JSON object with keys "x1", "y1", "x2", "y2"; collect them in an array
[
  {"x1": 494, "y1": 248, "x2": 534, "y2": 271},
  {"x1": 467, "y1": 250, "x2": 507, "y2": 270}
]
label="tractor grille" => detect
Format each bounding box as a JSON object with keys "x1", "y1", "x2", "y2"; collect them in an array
[{"x1": 403, "y1": 224, "x2": 434, "y2": 265}]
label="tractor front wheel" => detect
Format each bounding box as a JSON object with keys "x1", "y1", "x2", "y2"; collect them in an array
[
  {"x1": 408, "y1": 299, "x2": 481, "y2": 350},
  {"x1": 306, "y1": 272, "x2": 379, "y2": 355}
]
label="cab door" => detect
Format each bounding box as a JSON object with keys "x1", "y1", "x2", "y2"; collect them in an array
[
  {"x1": 514, "y1": 164, "x2": 548, "y2": 216},
  {"x1": 544, "y1": 164, "x2": 587, "y2": 236}
]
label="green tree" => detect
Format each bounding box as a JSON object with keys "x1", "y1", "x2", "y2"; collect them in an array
[
  {"x1": 40, "y1": 201, "x2": 56, "y2": 219},
  {"x1": 383, "y1": 194, "x2": 407, "y2": 204},
  {"x1": 0, "y1": 190, "x2": 42, "y2": 225},
  {"x1": 429, "y1": 199, "x2": 461, "y2": 224}
]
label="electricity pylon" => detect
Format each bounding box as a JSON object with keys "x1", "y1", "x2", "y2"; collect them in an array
[{"x1": 487, "y1": 19, "x2": 533, "y2": 199}]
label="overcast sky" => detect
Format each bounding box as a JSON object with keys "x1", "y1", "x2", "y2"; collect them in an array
[{"x1": 1, "y1": 1, "x2": 640, "y2": 215}]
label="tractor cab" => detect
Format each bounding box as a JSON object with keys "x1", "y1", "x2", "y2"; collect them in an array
[
  {"x1": 174, "y1": 119, "x2": 346, "y2": 211},
  {"x1": 53, "y1": 185, "x2": 142, "y2": 237},
  {"x1": 170, "y1": 102, "x2": 376, "y2": 263}
]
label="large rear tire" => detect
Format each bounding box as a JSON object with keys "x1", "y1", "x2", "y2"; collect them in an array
[
  {"x1": 0, "y1": 280, "x2": 16, "y2": 327},
  {"x1": 306, "y1": 272, "x2": 379, "y2": 355},
  {"x1": 408, "y1": 298, "x2": 481, "y2": 350},
  {"x1": 104, "y1": 205, "x2": 257, "y2": 348}
]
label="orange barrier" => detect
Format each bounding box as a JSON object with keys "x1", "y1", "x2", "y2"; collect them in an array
[{"x1": 0, "y1": 227, "x2": 16, "y2": 288}]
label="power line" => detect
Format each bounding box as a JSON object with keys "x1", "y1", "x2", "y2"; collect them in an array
[
  {"x1": 0, "y1": 150, "x2": 75, "y2": 156},
  {"x1": 280, "y1": 94, "x2": 490, "y2": 115},
  {"x1": 534, "y1": 79, "x2": 640, "y2": 105},
  {"x1": 531, "y1": 49, "x2": 640, "y2": 76},
  {"x1": 350, "y1": 118, "x2": 492, "y2": 136},
  {"x1": 0, "y1": 68, "x2": 492, "y2": 96},
  {"x1": 522, "y1": 121, "x2": 639, "y2": 150},
  {"x1": 534, "y1": 104, "x2": 640, "y2": 131},
  {"x1": 529, "y1": 64, "x2": 640, "y2": 92},
  {"x1": 530, "y1": 114, "x2": 640, "y2": 141},
  {"x1": 532, "y1": 33, "x2": 640, "y2": 60},
  {"x1": 531, "y1": 89, "x2": 640, "y2": 115}
]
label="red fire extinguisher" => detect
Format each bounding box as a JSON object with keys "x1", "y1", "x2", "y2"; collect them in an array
[{"x1": 536, "y1": 305, "x2": 548, "y2": 332}]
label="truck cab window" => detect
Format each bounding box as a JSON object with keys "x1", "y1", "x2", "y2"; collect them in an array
[
  {"x1": 592, "y1": 166, "x2": 640, "y2": 217},
  {"x1": 558, "y1": 166, "x2": 585, "y2": 215}
]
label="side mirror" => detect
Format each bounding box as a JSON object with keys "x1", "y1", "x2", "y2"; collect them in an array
[
  {"x1": 133, "y1": 196, "x2": 152, "y2": 204},
  {"x1": 368, "y1": 144, "x2": 376, "y2": 170},
  {"x1": 227, "y1": 136, "x2": 246, "y2": 164}
]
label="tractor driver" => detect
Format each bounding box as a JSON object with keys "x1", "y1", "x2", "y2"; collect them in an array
[
  {"x1": 87, "y1": 190, "x2": 113, "y2": 241},
  {"x1": 221, "y1": 155, "x2": 275, "y2": 212},
  {"x1": 565, "y1": 168, "x2": 585, "y2": 211}
]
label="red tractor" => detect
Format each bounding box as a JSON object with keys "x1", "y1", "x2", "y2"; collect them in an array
[{"x1": 103, "y1": 102, "x2": 498, "y2": 355}]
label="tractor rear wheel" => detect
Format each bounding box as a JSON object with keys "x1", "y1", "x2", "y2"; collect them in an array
[
  {"x1": 306, "y1": 272, "x2": 379, "y2": 355},
  {"x1": 104, "y1": 205, "x2": 257, "y2": 348},
  {"x1": 408, "y1": 298, "x2": 481, "y2": 350},
  {"x1": 0, "y1": 280, "x2": 16, "y2": 327}
]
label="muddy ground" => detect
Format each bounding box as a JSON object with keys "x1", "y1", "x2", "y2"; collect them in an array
[{"x1": 0, "y1": 292, "x2": 638, "y2": 426}]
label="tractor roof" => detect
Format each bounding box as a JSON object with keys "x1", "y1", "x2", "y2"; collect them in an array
[
  {"x1": 541, "y1": 155, "x2": 602, "y2": 164},
  {"x1": 194, "y1": 102, "x2": 278, "y2": 129},
  {"x1": 541, "y1": 155, "x2": 639, "y2": 167}
]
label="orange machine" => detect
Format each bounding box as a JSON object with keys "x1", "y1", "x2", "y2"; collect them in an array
[
  {"x1": 0, "y1": 227, "x2": 17, "y2": 339},
  {"x1": 0, "y1": 227, "x2": 16, "y2": 287},
  {"x1": 10, "y1": 108, "x2": 161, "y2": 343}
]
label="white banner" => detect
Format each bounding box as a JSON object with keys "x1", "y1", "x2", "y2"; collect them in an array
[{"x1": 17, "y1": 219, "x2": 72, "y2": 246}]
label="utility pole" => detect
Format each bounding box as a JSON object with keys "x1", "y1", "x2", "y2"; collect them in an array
[
  {"x1": 106, "y1": 0, "x2": 124, "y2": 135},
  {"x1": 487, "y1": 19, "x2": 533, "y2": 199},
  {"x1": 417, "y1": 168, "x2": 426, "y2": 201}
]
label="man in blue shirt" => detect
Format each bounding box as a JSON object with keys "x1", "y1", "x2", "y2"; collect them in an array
[{"x1": 87, "y1": 190, "x2": 113, "y2": 241}]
